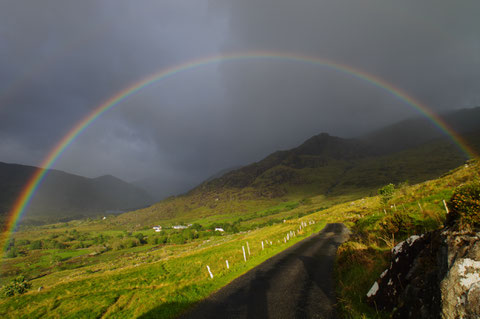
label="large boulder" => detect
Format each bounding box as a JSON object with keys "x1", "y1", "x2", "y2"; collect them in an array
[{"x1": 366, "y1": 229, "x2": 480, "y2": 318}]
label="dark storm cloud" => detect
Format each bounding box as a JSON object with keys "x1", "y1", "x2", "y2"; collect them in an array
[
  {"x1": 0, "y1": 1, "x2": 479, "y2": 197},
  {"x1": 197, "y1": 0, "x2": 480, "y2": 165},
  {"x1": 0, "y1": 0, "x2": 229, "y2": 185}
]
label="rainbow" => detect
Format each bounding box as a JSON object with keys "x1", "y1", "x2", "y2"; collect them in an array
[{"x1": 2, "y1": 51, "x2": 476, "y2": 252}]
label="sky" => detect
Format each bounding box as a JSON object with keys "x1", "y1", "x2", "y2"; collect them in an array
[{"x1": 0, "y1": 0, "x2": 479, "y2": 198}]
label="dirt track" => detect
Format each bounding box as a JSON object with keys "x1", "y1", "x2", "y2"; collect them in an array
[{"x1": 178, "y1": 223, "x2": 350, "y2": 319}]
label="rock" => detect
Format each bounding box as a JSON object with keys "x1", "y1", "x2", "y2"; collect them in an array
[
  {"x1": 367, "y1": 229, "x2": 480, "y2": 318},
  {"x1": 440, "y1": 232, "x2": 480, "y2": 318}
]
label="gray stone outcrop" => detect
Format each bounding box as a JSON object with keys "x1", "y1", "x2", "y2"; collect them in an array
[{"x1": 366, "y1": 229, "x2": 480, "y2": 318}]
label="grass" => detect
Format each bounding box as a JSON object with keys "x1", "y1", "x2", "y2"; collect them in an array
[
  {"x1": 1, "y1": 159, "x2": 478, "y2": 318},
  {"x1": 0, "y1": 219, "x2": 329, "y2": 318},
  {"x1": 334, "y1": 159, "x2": 479, "y2": 318}
]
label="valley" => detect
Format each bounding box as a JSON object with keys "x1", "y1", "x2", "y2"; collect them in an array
[
  {"x1": 1, "y1": 109, "x2": 479, "y2": 318},
  {"x1": 1, "y1": 158, "x2": 478, "y2": 318}
]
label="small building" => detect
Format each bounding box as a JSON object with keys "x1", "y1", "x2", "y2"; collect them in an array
[
  {"x1": 172, "y1": 225, "x2": 188, "y2": 230},
  {"x1": 215, "y1": 227, "x2": 225, "y2": 232},
  {"x1": 152, "y1": 226, "x2": 162, "y2": 232}
]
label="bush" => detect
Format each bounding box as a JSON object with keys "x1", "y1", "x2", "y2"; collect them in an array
[
  {"x1": 30, "y1": 240, "x2": 43, "y2": 250},
  {"x1": 111, "y1": 240, "x2": 125, "y2": 251},
  {"x1": 148, "y1": 236, "x2": 158, "y2": 245},
  {"x1": 1, "y1": 276, "x2": 31, "y2": 297},
  {"x1": 5, "y1": 247, "x2": 19, "y2": 258},
  {"x1": 447, "y1": 181, "x2": 480, "y2": 228},
  {"x1": 382, "y1": 211, "x2": 414, "y2": 237},
  {"x1": 169, "y1": 234, "x2": 185, "y2": 245},
  {"x1": 378, "y1": 183, "x2": 395, "y2": 205},
  {"x1": 134, "y1": 233, "x2": 146, "y2": 244},
  {"x1": 125, "y1": 238, "x2": 140, "y2": 248}
]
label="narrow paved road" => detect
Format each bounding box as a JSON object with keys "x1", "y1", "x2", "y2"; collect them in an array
[{"x1": 179, "y1": 223, "x2": 350, "y2": 319}]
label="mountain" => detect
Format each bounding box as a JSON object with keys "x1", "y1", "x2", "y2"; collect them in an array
[
  {"x1": 0, "y1": 162, "x2": 152, "y2": 223},
  {"x1": 116, "y1": 107, "x2": 480, "y2": 227},
  {"x1": 131, "y1": 107, "x2": 480, "y2": 204},
  {"x1": 362, "y1": 106, "x2": 480, "y2": 153},
  {"x1": 132, "y1": 176, "x2": 200, "y2": 201}
]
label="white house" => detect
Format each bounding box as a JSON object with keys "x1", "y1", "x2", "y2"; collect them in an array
[
  {"x1": 215, "y1": 227, "x2": 225, "y2": 232},
  {"x1": 172, "y1": 225, "x2": 188, "y2": 230},
  {"x1": 152, "y1": 226, "x2": 162, "y2": 232}
]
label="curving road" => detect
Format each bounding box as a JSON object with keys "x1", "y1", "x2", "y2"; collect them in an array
[{"x1": 178, "y1": 223, "x2": 350, "y2": 319}]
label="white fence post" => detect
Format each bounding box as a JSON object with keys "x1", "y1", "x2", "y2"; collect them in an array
[
  {"x1": 242, "y1": 246, "x2": 247, "y2": 262},
  {"x1": 226, "y1": 260, "x2": 229, "y2": 269},
  {"x1": 206, "y1": 265, "x2": 213, "y2": 279},
  {"x1": 443, "y1": 200, "x2": 449, "y2": 214},
  {"x1": 246, "y1": 241, "x2": 251, "y2": 256},
  {"x1": 261, "y1": 241, "x2": 264, "y2": 250}
]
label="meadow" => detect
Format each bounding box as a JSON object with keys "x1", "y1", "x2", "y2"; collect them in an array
[{"x1": 0, "y1": 159, "x2": 478, "y2": 318}]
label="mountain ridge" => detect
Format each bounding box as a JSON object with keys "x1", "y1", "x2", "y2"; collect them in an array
[
  {"x1": 0, "y1": 162, "x2": 153, "y2": 223},
  {"x1": 117, "y1": 107, "x2": 480, "y2": 227}
]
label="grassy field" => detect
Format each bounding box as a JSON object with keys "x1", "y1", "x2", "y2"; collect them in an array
[
  {"x1": 0, "y1": 217, "x2": 335, "y2": 318},
  {"x1": 0, "y1": 159, "x2": 478, "y2": 318},
  {"x1": 334, "y1": 159, "x2": 479, "y2": 318}
]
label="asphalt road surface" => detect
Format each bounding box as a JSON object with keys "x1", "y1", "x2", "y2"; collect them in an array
[{"x1": 178, "y1": 223, "x2": 350, "y2": 319}]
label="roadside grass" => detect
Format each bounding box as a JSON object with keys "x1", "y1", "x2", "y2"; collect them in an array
[
  {"x1": 334, "y1": 159, "x2": 479, "y2": 318},
  {"x1": 0, "y1": 216, "x2": 331, "y2": 318}
]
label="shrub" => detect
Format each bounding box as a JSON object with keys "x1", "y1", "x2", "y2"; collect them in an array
[
  {"x1": 134, "y1": 233, "x2": 146, "y2": 244},
  {"x1": 1, "y1": 276, "x2": 31, "y2": 297},
  {"x1": 111, "y1": 240, "x2": 125, "y2": 251},
  {"x1": 378, "y1": 183, "x2": 395, "y2": 205},
  {"x1": 5, "y1": 247, "x2": 19, "y2": 258},
  {"x1": 30, "y1": 240, "x2": 43, "y2": 250},
  {"x1": 447, "y1": 181, "x2": 480, "y2": 228},
  {"x1": 148, "y1": 236, "x2": 158, "y2": 245},
  {"x1": 125, "y1": 238, "x2": 140, "y2": 248},
  {"x1": 16, "y1": 239, "x2": 30, "y2": 246},
  {"x1": 169, "y1": 234, "x2": 185, "y2": 245},
  {"x1": 381, "y1": 211, "x2": 414, "y2": 237}
]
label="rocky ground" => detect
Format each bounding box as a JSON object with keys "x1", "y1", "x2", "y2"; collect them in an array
[{"x1": 367, "y1": 228, "x2": 480, "y2": 318}]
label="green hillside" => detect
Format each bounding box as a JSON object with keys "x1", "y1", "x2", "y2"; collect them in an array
[
  {"x1": 114, "y1": 128, "x2": 480, "y2": 229},
  {"x1": 0, "y1": 158, "x2": 477, "y2": 318},
  {"x1": 1, "y1": 108, "x2": 479, "y2": 317}
]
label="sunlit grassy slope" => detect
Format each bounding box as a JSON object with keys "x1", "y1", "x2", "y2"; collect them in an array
[
  {"x1": 335, "y1": 159, "x2": 480, "y2": 318},
  {"x1": 1, "y1": 159, "x2": 478, "y2": 318},
  {"x1": 112, "y1": 130, "x2": 479, "y2": 230}
]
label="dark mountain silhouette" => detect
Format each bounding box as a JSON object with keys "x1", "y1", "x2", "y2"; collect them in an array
[
  {"x1": 362, "y1": 106, "x2": 480, "y2": 153},
  {"x1": 0, "y1": 162, "x2": 152, "y2": 223}
]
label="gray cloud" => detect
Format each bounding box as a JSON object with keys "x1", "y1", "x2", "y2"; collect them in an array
[{"x1": 0, "y1": 1, "x2": 479, "y2": 198}]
